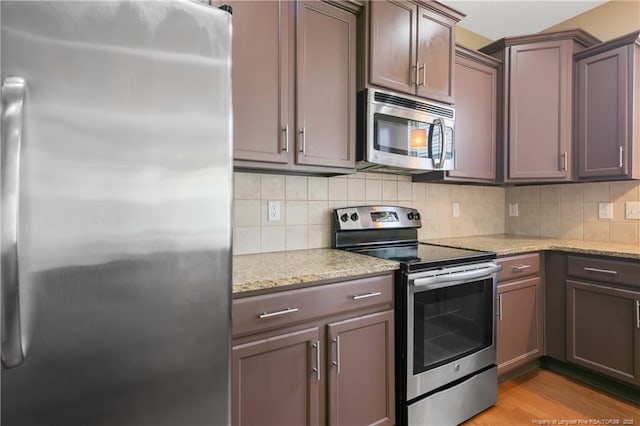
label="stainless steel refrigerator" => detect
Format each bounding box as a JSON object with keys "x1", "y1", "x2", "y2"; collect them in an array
[{"x1": 1, "y1": 1, "x2": 232, "y2": 424}]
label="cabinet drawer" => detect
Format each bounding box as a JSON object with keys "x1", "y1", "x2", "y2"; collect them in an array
[
  {"x1": 233, "y1": 274, "x2": 393, "y2": 337},
  {"x1": 497, "y1": 253, "x2": 540, "y2": 282},
  {"x1": 567, "y1": 256, "x2": 640, "y2": 289}
]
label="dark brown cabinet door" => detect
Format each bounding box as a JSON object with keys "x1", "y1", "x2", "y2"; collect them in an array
[
  {"x1": 576, "y1": 45, "x2": 630, "y2": 179},
  {"x1": 231, "y1": 0, "x2": 290, "y2": 164},
  {"x1": 496, "y1": 277, "x2": 542, "y2": 375},
  {"x1": 507, "y1": 40, "x2": 573, "y2": 181},
  {"x1": 369, "y1": 0, "x2": 416, "y2": 96},
  {"x1": 447, "y1": 47, "x2": 498, "y2": 182},
  {"x1": 296, "y1": 1, "x2": 356, "y2": 169},
  {"x1": 232, "y1": 327, "x2": 321, "y2": 426},
  {"x1": 566, "y1": 280, "x2": 640, "y2": 386},
  {"x1": 327, "y1": 310, "x2": 395, "y2": 426},
  {"x1": 415, "y1": 6, "x2": 455, "y2": 104}
]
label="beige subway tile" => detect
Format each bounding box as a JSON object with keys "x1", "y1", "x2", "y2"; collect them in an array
[
  {"x1": 505, "y1": 217, "x2": 522, "y2": 235},
  {"x1": 505, "y1": 187, "x2": 522, "y2": 204},
  {"x1": 559, "y1": 202, "x2": 583, "y2": 221},
  {"x1": 520, "y1": 186, "x2": 541, "y2": 202},
  {"x1": 233, "y1": 226, "x2": 261, "y2": 255},
  {"x1": 397, "y1": 174, "x2": 412, "y2": 182},
  {"x1": 539, "y1": 185, "x2": 560, "y2": 203},
  {"x1": 347, "y1": 178, "x2": 366, "y2": 201},
  {"x1": 382, "y1": 174, "x2": 398, "y2": 181},
  {"x1": 412, "y1": 182, "x2": 426, "y2": 201},
  {"x1": 234, "y1": 172, "x2": 261, "y2": 199},
  {"x1": 261, "y1": 227, "x2": 285, "y2": 253},
  {"x1": 520, "y1": 219, "x2": 541, "y2": 237},
  {"x1": 286, "y1": 176, "x2": 308, "y2": 200},
  {"x1": 437, "y1": 185, "x2": 452, "y2": 202},
  {"x1": 559, "y1": 221, "x2": 583, "y2": 240},
  {"x1": 610, "y1": 221, "x2": 639, "y2": 245},
  {"x1": 421, "y1": 221, "x2": 439, "y2": 239},
  {"x1": 308, "y1": 201, "x2": 330, "y2": 225},
  {"x1": 611, "y1": 181, "x2": 640, "y2": 220},
  {"x1": 308, "y1": 177, "x2": 328, "y2": 200},
  {"x1": 234, "y1": 199, "x2": 261, "y2": 227},
  {"x1": 285, "y1": 201, "x2": 308, "y2": 225},
  {"x1": 438, "y1": 202, "x2": 452, "y2": 218},
  {"x1": 328, "y1": 200, "x2": 349, "y2": 211},
  {"x1": 424, "y1": 202, "x2": 438, "y2": 219},
  {"x1": 365, "y1": 172, "x2": 383, "y2": 180},
  {"x1": 308, "y1": 225, "x2": 331, "y2": 249},
  {"x1": 261, "y1": 200, "x2": 286, "y2": 227},
  {"x1": 398, "y1": 182, "x2": 412, "y2": 201},
  {"x1": 328, "y1": 177, "x2": 348, "y2": 201},
  {"x1": 582, "y1": 202, "x2": 599, "y2": 221},
  {"x1": 382, "y1": 180, "x2": 398, "y2": 202},
  {"x1": 583, "y1": 181, "x2": 610, "y2": 202},
  {"x1": 261, "y1": 174, "x2": 285, "y2": 199},
  {"x1": 583, "y1": 221, "x2": 609, "y2": 243},
  {"x1": 366, "y1": 179, "x2": 383, "y2": 201},
  {"x1": 348, "y1": 172, "x2": 367, "y2": 179},
  {"x1": 437, "y1": 220, "x2": 452, "y2": 238},
  {"x1": 559, "y1": 183, "x2": 584, "y2": 203},
  {"x1": 412, "y1": 202, "x2": 427, "y2": 219},
  {"x1": 520, "y1": 201, "x2": 541, "y2": 219},
  {"x1": 539, "y1": 203, "x2": 560, "y2": 220},
  {"x1": 539, "y1": 220, "x2": 560, "y2": 238},
  {"x1": 285, "y1": 225, "x2": 308, "y2": 250}
]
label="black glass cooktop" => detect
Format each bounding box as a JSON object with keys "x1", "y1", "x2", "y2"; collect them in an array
[{"x1": 352, "y1": 243, "x2": 496, "y2": 272}]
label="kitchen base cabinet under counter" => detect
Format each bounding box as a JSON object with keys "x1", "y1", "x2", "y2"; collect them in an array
[
  {"x1": 566, "y1": 255, "x2": 640, "y2": 386},
  {"x1": 232, "y1": 273, "x2": 395, "y2": 426},
  {"x1": 496, "y1": 253, "x2": 543, "y2": 378}
]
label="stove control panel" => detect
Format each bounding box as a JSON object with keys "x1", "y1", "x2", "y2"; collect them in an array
[{"x1": 334, "y1": 205, "x2": 422, "y2": 231}]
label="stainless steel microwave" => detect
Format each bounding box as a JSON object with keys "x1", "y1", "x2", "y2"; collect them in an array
[{"x1": 357, "y1": 88, "x2": 455, "y2": 174}]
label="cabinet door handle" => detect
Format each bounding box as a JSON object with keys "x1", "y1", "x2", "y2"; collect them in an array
[
  {"x1": 560, "y1": 152, "x2": 568, "y2": 171},
  {"x1": 258, "y1": 307, "x2": 299, "y2": 319},
  {"x1": 282, "y1": 125, "x2": 289, "y2": 153},
  {"x1": 619, "y1": 146, "x2": 624, "y2": 168},
  {"x1": 583, "y1": 267, "x2": 618, "y2": 275},
  {"x1": 332, "y1": 336, "x2": 341, "y2": 374},
  {"x1": 419, "y1": 63, "x2": 426, "y2": 87},
  {"x1": 512, "y1": 264, "x2": 531, "y2": 271},
  {"x1": 497, "y1": 294, "x2": 503, "y2": 321},
  {"x1": 299, "y1": 128, "x2": 306, "y2": 155},
  {"x1": 352, "y1": 291, "x2": 382, "y2": 300},
  {"x1": 414, "y1": 62, "x2": 420, "y2": 86},
  {"x1": 312, "y1": 340, "x2": 320, "y2": 381},
  {"x1": 636, "y1": 300, "x2": 639, "y2": 329}
]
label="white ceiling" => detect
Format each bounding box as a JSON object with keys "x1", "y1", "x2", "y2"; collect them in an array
[{"x1": 440, "y1": 0, "x2": 607, "y2": 40}]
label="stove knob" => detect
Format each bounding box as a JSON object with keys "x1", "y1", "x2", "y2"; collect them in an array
[
  {"x1": 340, "y1": 213, "x2": 349, "y2": 222},
  {"x1": 407, "y1": 212, "x2": 415, "y2": 220},
  {"x1": 414, "y1": 212, "x2": 421, "y2": 220},
  {"x1": 350, "y1": 212, "x2": 359, "y2": 221}
]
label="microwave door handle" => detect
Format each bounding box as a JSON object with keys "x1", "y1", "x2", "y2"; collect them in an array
[{"x1": 436, "y1": 118, "x2": 446, "y2": 170}]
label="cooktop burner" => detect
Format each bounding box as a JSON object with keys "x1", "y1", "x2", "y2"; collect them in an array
[{"x1": 352, "y1": 243, "x2": 495, "y2": 272}]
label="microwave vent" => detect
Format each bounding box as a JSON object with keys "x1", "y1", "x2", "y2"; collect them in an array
[{"x1": 373, "y1": 92, "x2": 454, "y2": 119}]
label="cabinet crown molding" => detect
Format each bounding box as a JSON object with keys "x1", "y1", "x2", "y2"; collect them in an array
[
  {"x1": 574, "y1": 30, "x2": 640, "y2": 60},
  {"x1": 480, "y1": 28, "x2": 601, "y2": 55}
]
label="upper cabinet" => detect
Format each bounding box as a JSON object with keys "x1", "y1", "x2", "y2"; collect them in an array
[
  {"x1": 575, "y1": 30, "x2": 640, "y2": 181},
  {"x1": 232, "y1": 1, "x2": 358, "y2": 174},
  {"x1": 363, "y1": 0, "x2": 464, "y2": 104},
  {"x1": 481, "y1": 30, "x2": 599, "y2": 184}
]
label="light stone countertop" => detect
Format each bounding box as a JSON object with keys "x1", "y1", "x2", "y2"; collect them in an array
[
  {"x1": 233, "y1": 235, "x2": 640, "y2": 296},
  {"x1": 233, "y1": 248, "x2": 399, "y2": 296},
  {"x1": 422, "y1": 234, "x2": 640, "y2": 260}
]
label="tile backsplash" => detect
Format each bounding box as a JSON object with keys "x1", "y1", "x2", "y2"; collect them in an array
[
  {"x1": 505, "y1": 181, "x2": 640, "y2": 245},
  {"x1": 234, "y1": 172, "x2": 505, "y2": 255}
]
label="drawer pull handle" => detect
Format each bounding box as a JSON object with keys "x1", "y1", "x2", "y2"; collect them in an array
[
  {"x1": 512, "y1": 265, "x2": 531, "y2": 271},
  {"x1": 352, "y1": 291, "x2": 382, "y2": 300},
  {"x1": 497, "y1": 294, "x2": 503, "y2": 320},
  {"x1": 258, "y1": 307, "x2": 299, "y2": 319},
  {"x1": 583, "y1": 267, "x2": 618, "y2": 275},
  {"x1": 636, "y1": 300, "x2": 639, "y2": 329}
]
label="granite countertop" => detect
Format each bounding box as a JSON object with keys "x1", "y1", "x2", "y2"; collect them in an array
[
  {"x1": 233, "y1": 248, "x2": 399, "y2": 296},
  {"x1": 422, "y1": 234, "x2": 640, "y2": 260}
]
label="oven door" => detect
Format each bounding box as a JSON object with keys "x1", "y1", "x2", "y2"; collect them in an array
[{"x1": 405, "y1": 262, "x2": 499, "y2": 400}]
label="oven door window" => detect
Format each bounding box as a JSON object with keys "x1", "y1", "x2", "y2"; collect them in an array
[
  {"x1": 413, "y1": 279, "x2": 493, "y2": 375},
  {"x1": 374, "y1": 113, "x2": 431, "y2": 158}
]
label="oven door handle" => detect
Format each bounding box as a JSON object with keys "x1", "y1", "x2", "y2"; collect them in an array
[{"x1": 411, "y1": 264, "x2": 502, "y2": 289}]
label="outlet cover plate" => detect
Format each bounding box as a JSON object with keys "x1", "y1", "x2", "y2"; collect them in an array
[
  {"x1": 598, "y1": 202, "x2": 613, "y2": 220},
  {"x1": 268, "y1": 201, "x2": 281, "y2": 221},
  {"x1": 625, "y1": 201, "x2": 640, "y2": 220},
  {"x1": 508, "y1": 203, "x2": 518, "y2": 217}
]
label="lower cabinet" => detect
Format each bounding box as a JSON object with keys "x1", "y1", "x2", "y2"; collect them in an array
[
  {"x1": 232, "y1": 274, "x2": 395, "y2": 426},
  {"x1": 496, "y1": 253, "x2": 543, "y2": 376},
  {"x1": 566, "y1": 255, "x2": 640, "y2": 386}
]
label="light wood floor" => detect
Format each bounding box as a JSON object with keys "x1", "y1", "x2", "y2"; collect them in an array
[{"x1": 463, "y1": 369, "x2": 640, "y2": 425}]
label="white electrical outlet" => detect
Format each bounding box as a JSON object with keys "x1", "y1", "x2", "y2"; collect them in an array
[
  {"x1": 508, "y1": 203, "x2": 519, "y2": 217},
  {"x1": 268, "y1": 201, "x2": 281, "y2": 221},
  {"x1": 598, "y1": 202, "x2": 613, "y2": 220},
  {"x1": 625, "y1": 201, "x2": 640, "y2": 220},
  {"x1": 452, "y1": 202, "x2": 460, "y2": 218}
]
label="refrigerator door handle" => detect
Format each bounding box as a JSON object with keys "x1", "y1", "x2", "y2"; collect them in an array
[{"x1": 1, "y1": 76, "x2": 26, "y2": 369}]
